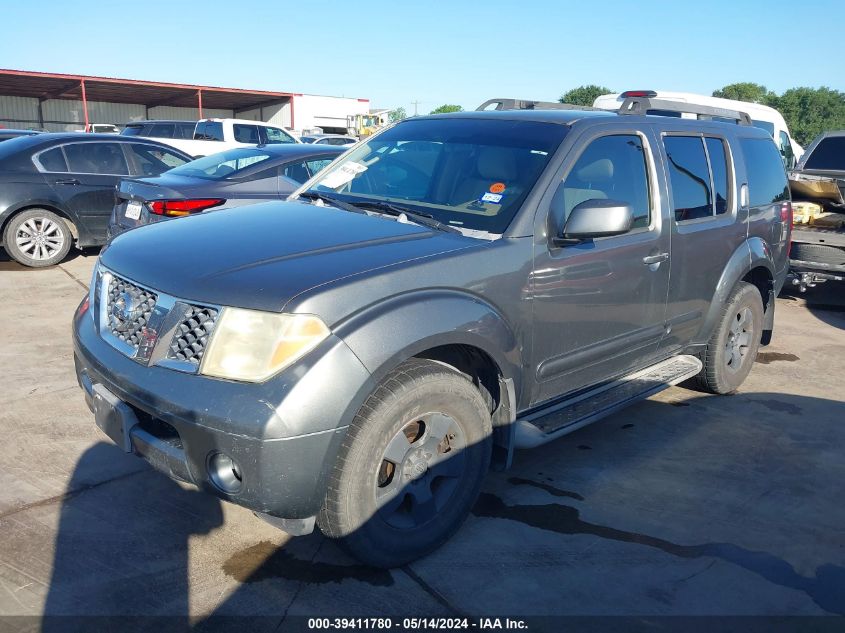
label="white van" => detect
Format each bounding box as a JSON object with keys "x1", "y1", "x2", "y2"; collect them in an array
[{"x1": 593, "y1": 90, "x2": 803, "y2": 167}]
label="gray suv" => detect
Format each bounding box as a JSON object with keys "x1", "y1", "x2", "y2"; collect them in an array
[{"x1": 73, "y1": 97, "x2": 790, "y2": 567}]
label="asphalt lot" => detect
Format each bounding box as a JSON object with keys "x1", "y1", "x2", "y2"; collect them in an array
[{"x1": 1, "y1": 247, "x2": 844, "y2": 626}]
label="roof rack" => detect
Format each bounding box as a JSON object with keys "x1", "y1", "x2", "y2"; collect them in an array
[
  {"x1": 618, "y1": 97, "x2": 752, "y2": 125},
  {"x1": 476, "y1": 98, "x2": 600, "y2": 112}
]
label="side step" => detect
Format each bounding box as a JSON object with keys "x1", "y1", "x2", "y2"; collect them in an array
[{"x1": 514, "y1": 355, "x2": 702, "y2": 449}]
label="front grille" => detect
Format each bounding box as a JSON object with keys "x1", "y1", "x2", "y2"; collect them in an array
[
  {"x1": 106, "y1": 276, "x2": 158, "y2": 348},
  {"x1": 167, "y1": 305, "x2": 219, "y2": 365}
]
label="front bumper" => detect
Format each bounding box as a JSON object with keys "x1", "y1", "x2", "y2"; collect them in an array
[{"x1": 73, "y1": 297, "x2": 374, "y2": 520}]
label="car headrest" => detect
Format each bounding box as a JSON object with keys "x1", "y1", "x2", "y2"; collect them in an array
[
  {"x1": 576, "y1": 158, "x2": 613, "y2": 182},
  {"x1": 477, "y1": 147, "x2": 518, "y2": 181}
]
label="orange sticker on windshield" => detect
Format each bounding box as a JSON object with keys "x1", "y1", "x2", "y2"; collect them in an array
[{"x1": 489, "y1": 182, "x2": 506, "y2": 194}]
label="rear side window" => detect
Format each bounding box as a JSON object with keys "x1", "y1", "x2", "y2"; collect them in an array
[
  {"x1": 804, "y1": 137, "x2": 845, "y2": 171},
  {"x1": 233, "y1": 124, "x2": 261, "y2": 144},
  {"x1": 705, "y1": 137, "x2": 730, "y2": 215},
  {"x1": 63, "y1": 142, "x2": 129, "y2": 175},
  {"x1": 555, "y1": 134, "x2": 651, "y2": 229},
  {"x1": 175, "y1": 123, "x2": 195, "y2": 139},
  {"x1": 740, "y1": 138, "x2": 789, "y2": 207},
  {"x1": 194, "y1": 121, "x2": 223, "y2": 141},
  {"x1": 150, "y1": 123, "x2": 175, "y2": 138},
  {"x1": 38, "y1": 147, "x2": 68, "y2": 172},
  {"x1": 262, "y1": 127, "x2": 296, "y2": 144},
  {"x1": 125, "y1": 144, "x2": 189, "y2": 176},
  {"x1": 665, "y1": 136, "x2": 713, "y2": 221}
]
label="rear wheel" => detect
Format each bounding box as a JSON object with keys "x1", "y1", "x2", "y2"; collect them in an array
[
  {"x1": 694, "y1": 281, "x2": 764, "y2": 394},
  {"x1": 318, "y1": 359, "x2": 492, "y2": 568},
  {"x1": 3, "y1": 209, "x2": 72, "y2": 268}
]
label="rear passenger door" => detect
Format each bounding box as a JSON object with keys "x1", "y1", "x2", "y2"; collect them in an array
[
  {"x1": 658, "y1": 132, "x2": 744, "y2": 352},
  {"x1": 531, "y1": 128, "x2": 670, "y2": 404},
  {"x1": 45, "y1": 141, "x2": 130, "y2": 245}
]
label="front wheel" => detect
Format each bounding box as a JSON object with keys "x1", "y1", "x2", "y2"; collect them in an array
[
  {"x1": 318, "y1": 359, "x2": 492, "y2": 568},
  {"x1": 3, "y1": 209, "x2": 72, "y2": 268},
  {"x1": 694, "y1": 281, "x2": 764, "y2": 394}
]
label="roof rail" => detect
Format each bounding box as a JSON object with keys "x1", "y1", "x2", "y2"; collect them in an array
[
  {"x1": 476, "y1": 98, "x2": 600, "y2": 112},
  {"x1": 618, "y1": 97, "x2": 752, "y2": 125}
]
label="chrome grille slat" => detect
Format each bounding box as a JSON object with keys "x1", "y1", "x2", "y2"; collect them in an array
[
  {"x1": 106, "y1": 276, "x2": 158, "y2": 349},
  {"x1": 167, "y1": 306, "x2": 219, "y2": 365}
]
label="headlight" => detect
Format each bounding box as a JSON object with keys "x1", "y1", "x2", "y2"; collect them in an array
[{"x1": 200, "y1": 308, "x2": 330, "y2": 382}]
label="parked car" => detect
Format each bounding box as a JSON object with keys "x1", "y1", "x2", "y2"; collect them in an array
[
  {"x1": 785, "y1": 130, "x2": 845, "y2": 289},
  {"x1": 73, "y1": 96, "x2": 790, "y2": 568},
  {"x1": 300, "y1": 134, "x2": 358, "y2": 146},
  {"x1": 593, "y1": 90, "x2": 803, "y2": 168},
  {"x1": 82, "y1": 124, "x2": 121, "y2": 134},
  {"x1": 0, "y1": 129, "x2": 42, "y2": 142},
  {"x1": 122, "y1": 118, "x2": 299, "y2": 158},
  {"x1": 108, "y1": 144, "x2": 344, "y2": 237},
  {"x1": 122, "y1": 120, "x2": 197, "y2": 141},
  {"x1": 0, "y1": 134, "x2": 192, "y2": 267}
]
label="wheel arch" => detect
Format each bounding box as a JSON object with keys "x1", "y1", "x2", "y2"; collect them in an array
[{"x1": 1, "y1": 202, "x2": 79, "y2": 244}]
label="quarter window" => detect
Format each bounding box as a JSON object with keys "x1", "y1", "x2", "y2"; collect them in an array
[
  {"x1": 555, "y1": 134, "x2": 651, "y2": 230},
  {"x1": 38, "y1": 147, "x2": 68, "y2": 172},
  {"x1": 63, "y1": 142, "x2": 129, "y2": 175},
  {"x1": 740, "y1": 138, "x2": 790, "y2": 207}
]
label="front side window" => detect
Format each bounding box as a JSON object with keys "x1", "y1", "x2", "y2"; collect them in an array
[
  {"x1": 262, "y1": 127, "x2": 296, "y2": 144},
  {"x1": 740, "y1": 138, "x2": 790, "y2": 207},
  {"x1": 233, "y1": 124, "x2": 261, "y2": 144},
  {"x1": 150, "y1": 123, "x2": 175, "y2": 138},
  {"x1": 306, "y1": 158, "x2": 334, "y2": 176},
  {"x1": 803, "y1": 136, "x2": 845, "y2": 171},
  {"x1": 126, "y1": 144, "x2": 190, "y2": 175},
  {"x1": 665, "y1": 136, "x2": 713, "y2": 222},
  {"x1": 121, "y1": 125, "x2": 145, "y2": 137},
  {"x1": 778, "y1": 131, "x2": 795, "y2": 168},
  {"x1": 283, "y1": 161, "x2": 311, "y2": 183},
  {"x1": 554, "y1": 134, "x2": 651, "y2": 230},
  {"x1": 166, "y1": 147, "x2": 272, "y2": 180},
  {"x1": 194, "y1": 121, "x2": 223, "y2": 141},
  {"x1": 63, "y1": 142, "x2": 129, "y2": 175},
  {"x1": 305, "y1": 118, "x2": 567, "y2": 233}
]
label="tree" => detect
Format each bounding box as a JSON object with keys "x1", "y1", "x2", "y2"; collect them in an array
[
  {"x1": 712, "y1": 82, "x2": 774, "y2": 105},
  {"x1": 560, "y1": 85, "x2": 612, "y2": 107},
  {"x1": 388, "y1": 107, "x2": 406, "y2": 122},
  {"x1": 774, "y1": 87, "x2": 845, "y2": 147},
  {"x1": 430, "y1": 104, "x2": 463, "y2": 115}
]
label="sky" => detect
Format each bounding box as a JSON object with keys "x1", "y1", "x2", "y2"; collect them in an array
[{"x1": 1, "y1": 0, "x2": 841, "y2": 113}]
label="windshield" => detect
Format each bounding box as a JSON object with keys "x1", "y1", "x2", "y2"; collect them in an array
[
  {"x1": 300, "y1": 117, "x2": 567, "y2": 233},
  {"x1": 165, "y1": 147, "x2": 274, "y2": 180}
]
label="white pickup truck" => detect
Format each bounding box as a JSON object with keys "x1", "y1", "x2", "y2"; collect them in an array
[{"x1": 121, "y1": 118, "x2": 300, "y2": 158}]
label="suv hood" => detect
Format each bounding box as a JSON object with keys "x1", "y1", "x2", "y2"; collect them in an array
[{"x1": 101, "y1": 201, "x2": 478, "y2": 312}]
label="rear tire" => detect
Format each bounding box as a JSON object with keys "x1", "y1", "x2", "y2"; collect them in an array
[
  {"x1": 3, "y1": 209, "x2": 72, "y2": 268},
  {"x1": 318, "y1": 358, "x2": 492, "y2": 568},
  {"x1": 694, "y1": 281, "x2": 764, "y2": 394}
]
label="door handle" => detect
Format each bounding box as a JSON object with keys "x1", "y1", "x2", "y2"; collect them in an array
[
  {"x1": 54, "y1": 178, "x2": 80, "y2": 185},
  {"x1": 642, "y1": 253, "x2": 669, "y2": 265}
]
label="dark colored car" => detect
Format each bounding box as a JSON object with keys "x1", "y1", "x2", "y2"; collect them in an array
[
  {"x1": 121, "y1": 120, "x2": 197, "y2": 140},
  {"x1": 108, "y1": 144, "x2": 344, "y2": 237},
  {"x1": 0, "y1": 129, "x2": 42, "y2": 142},
  {"x1": 0, "y1": 134, "x2": 192, "y2": 267},
  {"x1": 300, "y1": 134, "x2": 358, "y2": 146},
  {"x1": 74, "y1": 98, "x2": 790, "y2": 568}
]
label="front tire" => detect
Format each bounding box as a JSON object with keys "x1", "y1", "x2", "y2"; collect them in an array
[
  {"x1": 694, "y1": 281, "x2": 764, "y2": 394},
  {"x1": 318, "y1": 359, "x2": 492, "y2": 568},
  {"x1": 3, "y1": 209, "x2": 72, "y2": 268}
]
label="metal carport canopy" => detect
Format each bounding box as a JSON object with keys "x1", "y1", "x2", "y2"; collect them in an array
[{"x1": 0, "y1": 69, "x2": 294, "y2": 123}]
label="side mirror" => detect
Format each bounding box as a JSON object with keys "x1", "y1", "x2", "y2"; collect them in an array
[{"x1": 556, "y1": 199, "x2": 634, "y2": 243}]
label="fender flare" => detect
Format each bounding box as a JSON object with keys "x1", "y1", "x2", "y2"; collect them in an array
[
  {"x1": 334, "y1": 288, "x2": 524, "y2": 412},
  {"x1": 696, "y1": 237, "x2": 775, "y2": 344}
]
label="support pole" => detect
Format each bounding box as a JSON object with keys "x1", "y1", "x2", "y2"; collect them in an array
[
  {"x1": 80, "y1": 80, "x2": 89, "y2": 131},
  {"x1": 37, "y1": 98, "x2": 45, "y2": 130},
  {"x1": 197, "y1": 89, "x2": 203, "y2": 119}
]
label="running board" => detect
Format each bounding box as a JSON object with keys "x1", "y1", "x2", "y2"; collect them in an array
[{"x1": 514, "y1": 355, "x2": 702, "y2": 449}]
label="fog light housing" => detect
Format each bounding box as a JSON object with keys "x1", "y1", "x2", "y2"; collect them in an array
[{"x1": 208, "y1": 452, "x2": 243, "y2": 494}]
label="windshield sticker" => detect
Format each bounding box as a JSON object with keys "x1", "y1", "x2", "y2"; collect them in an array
[
  {"x1": 319, "y1": 161, "x2": 368, "y2": 189},
  {"x1": 489, "y1": 182, "x2": 506, "y2": 194},
  {"x1": 480, "y1": 192, "x2": 503, "y2": 204}
]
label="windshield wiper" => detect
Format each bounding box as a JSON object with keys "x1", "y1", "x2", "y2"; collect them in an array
[
  {"x1": 296, "y1": 191, "x2": 365, "y2": 214},
  {"x1": 349, "y1": 200, "x2": 460, "y2": 234}
]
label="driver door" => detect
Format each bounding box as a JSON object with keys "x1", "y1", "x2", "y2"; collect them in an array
[{"x1": 530, "y1": 128, "x2": 670, "y2": 405}]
